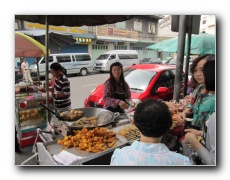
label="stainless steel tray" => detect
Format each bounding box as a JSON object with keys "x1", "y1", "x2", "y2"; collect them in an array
[
  {"x1": 62, "y1": 107, "x2": 119, "y2": 129},
  {"x1": 43, "y1": 129, "x2": 128, "y2": 165}
]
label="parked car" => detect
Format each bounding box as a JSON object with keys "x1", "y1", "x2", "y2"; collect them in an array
[
  {"x1": 140, "y1": 58, "x2": 162, "y2": 64},
  {"x1": 84, "y1": 64, "x2": 184, "y2": 108},
  {"x1": 94, "y1": 50, "x2": 139, "y2": 72},
  {"x1": 29, "y1": 53, "x2": 94, "y2": 78},
  {"x1": 15, "y1": 67, "x2": 23, "y2": 83},
  {"x1": 165, "y1": 58, "x2": 176, "y2": 65}
]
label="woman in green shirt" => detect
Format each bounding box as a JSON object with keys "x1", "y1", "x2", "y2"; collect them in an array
[{"x1": 178, "y1": 54, "x2": 215, "y2": 131}]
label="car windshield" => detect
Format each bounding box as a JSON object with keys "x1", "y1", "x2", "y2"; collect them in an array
[
  {"x1": 97, "y1": 54, "x2": 109, "y2": 60},
  {"x1": 124, "y1": 68, "x2": 157, "y2": 91}
]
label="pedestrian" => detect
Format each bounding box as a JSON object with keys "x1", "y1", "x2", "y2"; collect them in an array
[
  {"x1": 110, "y1": 99, "x2": 191, "y2": 166},
  {"x1": 184, "y1": 60, "x2": 216, "y2": 165},
  {"x1": 21, "y1": 58, "x2": 33, "y2": 83},
  {"x1": 103, "y1": 62, "x2": 132, "y2": 113},
  {"x1": 177, "y1": 54, "x2": 215, "y2": 131}
]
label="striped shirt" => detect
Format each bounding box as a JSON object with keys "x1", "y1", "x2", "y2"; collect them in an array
[{"x1": 53, "y1": 74, "x2": 71, "y2": 112}]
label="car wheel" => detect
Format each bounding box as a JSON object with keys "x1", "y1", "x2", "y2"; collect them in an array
[{"x1": 80, "y1": 68, "x2": 88, "y2": 76}]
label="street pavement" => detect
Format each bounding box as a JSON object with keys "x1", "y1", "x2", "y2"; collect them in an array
[{"x1": 15, "y1": 72, "x2": 109, "y2": 165}]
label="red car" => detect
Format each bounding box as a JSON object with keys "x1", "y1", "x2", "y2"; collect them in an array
[{"x1": 84, "y1": 64, "x2": 184, "y2": 108}]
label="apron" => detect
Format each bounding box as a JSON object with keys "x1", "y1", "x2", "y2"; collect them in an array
[{"x1": 106, "y1": 91, "x2": 126, "y2": 113}]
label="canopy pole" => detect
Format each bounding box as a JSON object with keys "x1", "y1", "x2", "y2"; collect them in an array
[
  {"x1": 45, "y1": 15, "x2": 50, "y2": 122},
  {"x1": 173, "y1": 15, "x2": 187, "y2": 102},
  {"x1": 183, "y1": 15, "x2": 193, "y2": 97}
]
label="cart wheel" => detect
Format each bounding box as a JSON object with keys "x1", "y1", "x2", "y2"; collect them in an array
[{"x1": 15, "y1": 128, "x2": 21, "y2": 153}]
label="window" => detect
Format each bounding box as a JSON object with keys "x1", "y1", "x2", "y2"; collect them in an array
[
  {"x1": 134, "y1": 19, "x2": 142, "y2": 32},
  {"x1": 148, "y1": 22, "x2": 155, "y2": 33},
  {"x1": 92, "y1": 44, "x2": 108, "y2": 50},
  {"x1": 115, "y1": 21, "x2": 126, "y2": 29},
  {"x1": 75, "y1": 54, "x2": 91, "y2": 61},
  {"x1": 153, "y1": 70, "x2": 174, "y2": 92},
  {"x1": 40, "y1": 57, "x2": 54, "y2": 64},
  {"x1": 56, "y1": 55, "x2": 71, "y2": 63},
  {"x1": 109, "y1": 54, "x2": 116, "y2": 60},
  {"x1": 132, "y1": 46, "x2": 143, "y2": 50},
  {"x1": 115, "y1": 45, "x2": 127, "y2": 50},
  {"x1": 202, "y1": 20, "x2": 207, "y2": 24},
  {"x1": 118, "y1": 54, "x2": 138, "y2": 59}
]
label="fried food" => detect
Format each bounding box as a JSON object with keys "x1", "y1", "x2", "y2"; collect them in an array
[
  {"x1": 118, "y1": 125, "x2": 140, "y2": 141},
  {"x1": 72, "y1": 116, "x2": 97, "y2": 126},
  {"x1": 57, "y1": 127, "x2": 117, "y2": 153},
  {"x1": 60, "y1": 109, "x2": 84, "y2": 120}
]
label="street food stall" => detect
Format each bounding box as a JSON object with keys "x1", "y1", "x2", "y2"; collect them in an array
[
  {"x1": 15, "y1": 82, "x2": 54, "y2": 148},
  {"x1": 21, "y1": 102, "x2": 184, "y2": 165},
  {"x1": 33, "y1": 107, "x2": 132, "y2": 165}
]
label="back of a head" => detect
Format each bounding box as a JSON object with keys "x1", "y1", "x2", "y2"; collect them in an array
[
  {"x1": 203, "y1": 58, "x2": 215, "y2": 91},
  {"x1": 134, "y1": 99, "x2": 172, "y2": 138},
  {"x1": 50, "y1": 62, "x2": 63, "y2": 72}
]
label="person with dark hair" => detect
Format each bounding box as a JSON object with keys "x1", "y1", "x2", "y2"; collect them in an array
[
  {"x1": 110, "y1": 99, "x2": 191, "y2": 165},
  {"x1": 49, "y1": 62, "x2": 71, "y2": 113},
  {"x1": 103, "y1": 62, "x2": 131, "y2": 113},
  {"x1": 178, "y1": 54, "x2": 215, "y2": 131},
  {"x1": 184, "y1": 60, "x2": 216, "y2": 165},
  {"x1": 38, "y1": 66, "x2": 67, "y2": 100}
]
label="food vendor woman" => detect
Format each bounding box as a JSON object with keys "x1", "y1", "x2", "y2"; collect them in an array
[{"x1": 103, "y1": 62, "x2": 131, "y2": 113}]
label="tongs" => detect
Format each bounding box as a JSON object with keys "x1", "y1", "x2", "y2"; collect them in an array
[
  {"x1": 124, "y1": 100, "x2": 137, "y2": 113},
  {"x1": 39, "y1": 103, "x2": 62, "y2": 120}
]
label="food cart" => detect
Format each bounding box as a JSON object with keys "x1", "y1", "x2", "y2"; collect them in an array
[{"x1": 15, "y1": 83, "x2": 53, "y2": 148}]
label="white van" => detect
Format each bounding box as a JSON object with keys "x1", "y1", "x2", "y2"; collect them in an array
[
  {"x1": 94, "y1": 50, "x2": 139, "y2": 72},
  {"x1": 29, "y1": 53, "x2": 94, "y2": 77}
]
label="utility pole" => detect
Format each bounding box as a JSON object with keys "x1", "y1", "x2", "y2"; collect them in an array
[{"x1": 173, "y1": 15, "x2": 187, "y2": 102}]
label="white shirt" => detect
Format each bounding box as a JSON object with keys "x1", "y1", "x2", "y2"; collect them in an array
[{"x1": 21, "y1": 61, "x2": 29, "y2": 70}]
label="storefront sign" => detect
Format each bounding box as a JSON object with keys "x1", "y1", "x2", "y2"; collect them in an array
[
  {"x1": 25, "y1": 22, "x2": 87, "y2": 34},
  {"x1": 96, "y1": 26, "x2": 138, "y2": 40},
  {"x1": 74, "y1": 37, "x2": 92, "y2": 44}
]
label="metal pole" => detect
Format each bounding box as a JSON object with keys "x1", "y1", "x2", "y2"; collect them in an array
[
  {"x1": 173, "y1": 15, "x2": 187, "y2": 102},
  {"x1": 45, "y1": 16, "x2": 49, "y2": 122},
  {"x1": 183, "y1": 15, "x2": 193, "y2": 97}
]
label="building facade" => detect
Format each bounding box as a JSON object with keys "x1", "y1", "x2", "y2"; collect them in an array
[{"x1": 15, "y1": 15, "x2": 163, "y2": 63}]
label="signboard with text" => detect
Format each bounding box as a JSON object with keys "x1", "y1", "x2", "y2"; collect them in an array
[
  {"x1": 96, "y1": 26, "x2": 138, "y2": 40},
  {"x1": 25, "y1": 22, "x2": 87, "y2": 34}
]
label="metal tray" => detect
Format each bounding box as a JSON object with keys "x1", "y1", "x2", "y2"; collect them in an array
[
  {"x1": 63, "y1": 107, "x2": 119, "y2": 129},
  {"x1": 111, "y1": 123, "x2": 140, "y2": 143},
  {"x1": 43, "y1": 129, "x2": 128, "y2": 165}
]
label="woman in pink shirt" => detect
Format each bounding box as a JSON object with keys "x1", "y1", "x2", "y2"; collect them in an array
[{"x1": 103, "y1": 62, "x2": 131, "y2": 113}]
